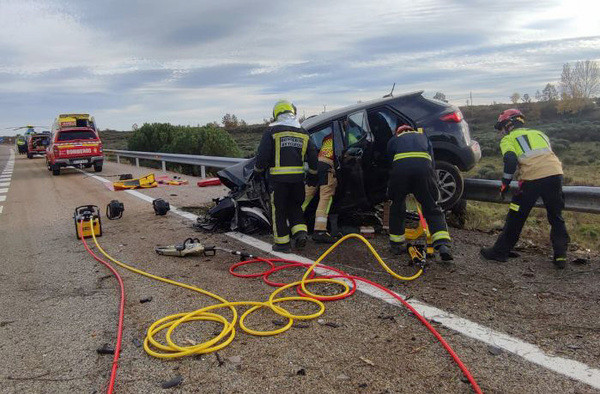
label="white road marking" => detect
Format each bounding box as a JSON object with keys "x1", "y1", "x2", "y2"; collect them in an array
[
  {"x1": 0, "y1": 206, "x2": 3, "y2": 214},
  {"x1": 0, "y1": 182, "x2": 10, "y2": 187},
  {"x1": 0, "y1": 188, "x2": 8, "y2": 193},
  {"x1": 0, "y1": 196, "x2": 6, "y2": 202},
  {"x1": 82, "y1": 170, "x2": 600, "y2": 390}
]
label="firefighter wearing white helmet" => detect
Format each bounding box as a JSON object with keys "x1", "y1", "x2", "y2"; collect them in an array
[
  {"x1": 480, "y1": 109, "x2": 569, "y2": 268},
  {"x1": 255, "y1": 100, "x2": 318, "y2": 253}
]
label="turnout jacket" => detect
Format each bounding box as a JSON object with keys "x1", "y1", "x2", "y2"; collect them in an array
[
  {"x1": 387, "y1": 129, "x2": 435, "y2": 168},
  {"x1": 500, "y1": 127, "x2": 563, "y2": 185},
  {"x1": 255, "y1": 116, "x2": 318, "y2": 183}
]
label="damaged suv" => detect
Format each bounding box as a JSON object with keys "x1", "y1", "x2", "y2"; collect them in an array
[
  {"x1": 301, "y1": 91, "x2": 480, "y2": 212},
  {"x1": 198, "y1": 91, "x2": 480, "y2": 234}
]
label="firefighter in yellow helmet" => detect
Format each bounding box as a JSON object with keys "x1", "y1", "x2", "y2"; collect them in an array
[
  {"x1": 480, "y1": 109, "x2": 569, "y2": 268},
  {"x1": 254, "y1": 100, "x2": 318, "y2": 253}
]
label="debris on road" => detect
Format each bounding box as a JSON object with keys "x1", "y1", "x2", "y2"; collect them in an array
[
  {"x1": 96, "y1": 344, "x2": 115, "y2": 355},
  {"x1": 161, "y1": 375, "x2": 183, "y2": 389},
  {"x1": 487, "y1": 345, "x2": 503, "y2": 356},
  {"x1": 139, "y1": 296, "x2": 153, "y2": 303}
]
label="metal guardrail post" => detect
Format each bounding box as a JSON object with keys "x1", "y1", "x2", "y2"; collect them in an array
[
  {"x1": 135, "y1": 158, "x2": 140, "y2": 167},
  {"x1": 162, "y1": 161, "x2": 166, "y2": 172},
  {"x1": 201, "y1": 166, "x2": 206, "y2": 179},
  {"x1": 116, "y1": 155, "x2": 120, "y2": 164}
]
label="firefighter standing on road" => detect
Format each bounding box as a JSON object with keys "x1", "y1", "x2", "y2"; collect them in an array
[
  {"x1": 480, "y1": 109, "x2": 570, "y2": 268},
  {"x1": 254, "y1": 100, "x2": 318, "y2": 253},
  {"x1": 302, "y1": 131, "x2": 338, "y2": 243},
  {"x1": 387, "y1": 125, "x2": 453, "y2": 261}
]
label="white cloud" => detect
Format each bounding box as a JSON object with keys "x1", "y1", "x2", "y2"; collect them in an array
[{"x1": 0, "y1": 0, "x2": 599, "y2": 133}]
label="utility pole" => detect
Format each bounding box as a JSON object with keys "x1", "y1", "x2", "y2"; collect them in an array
[
  {"x1": 469, "y1": 91, "x2": 473, "y2": 107},
  {"x1": 323, "y1": 105, "x2": 327, "y2": 113}
]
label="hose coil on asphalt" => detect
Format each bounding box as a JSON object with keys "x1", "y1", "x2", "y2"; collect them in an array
[{"x1": 83, "y1": 222, "x2": 482, "y2": 393}]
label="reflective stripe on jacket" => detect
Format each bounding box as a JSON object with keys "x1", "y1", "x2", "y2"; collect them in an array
[
  {"x1": 387, "y1": 129, "x2": 434, "y2": 168},
  {"x1": 500, "y1": 127, "x2": 562, "y2": 181},
  {"x1": 255, "y1": 121, "x2": 318, "y2": 183}
]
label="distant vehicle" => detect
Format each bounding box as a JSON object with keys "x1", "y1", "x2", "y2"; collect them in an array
[
  {"x1": 46, "y1": 114, "x2": 103, "y2": 175},
  {"x1": 26, "y1": 132, "x2": 51, "y2": 159},
  {"x1": 301, "y1": 91, "x2": 481, "y2": 211}
]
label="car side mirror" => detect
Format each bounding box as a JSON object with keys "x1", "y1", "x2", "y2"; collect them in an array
[{"x1": 345, "y1": 146, "x2": 363, "y2": 158}]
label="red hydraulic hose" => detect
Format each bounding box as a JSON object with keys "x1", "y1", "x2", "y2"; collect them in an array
[
  {"x1": 231, "y1": 258, "x2": 483, "y2": 394},
  {"x1": 81, "y1": 234, "x2": 125, "y2": 394}
]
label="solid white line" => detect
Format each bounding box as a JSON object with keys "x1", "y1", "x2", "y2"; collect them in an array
[
  {"x1": 81, "y1": 170, "x2": 600, "y2": 390},
  {"x1": 0, "y1": 188, "x2": 8, "y2": 193},
  {"x1": 0, "y1": 196, "x2": 5, "y2": 202}
]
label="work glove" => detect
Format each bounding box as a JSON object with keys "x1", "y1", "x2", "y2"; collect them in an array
[
  {"x1": 500, "y1": 182, "x2": 509, "y2": 200},
  {"x1": 306, "y1": 172, "x2": 319, "y2": 187}
]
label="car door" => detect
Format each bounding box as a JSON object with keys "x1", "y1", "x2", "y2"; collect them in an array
[{"x1": 337, "y1": 110, "x2": 371, "y2": 210}]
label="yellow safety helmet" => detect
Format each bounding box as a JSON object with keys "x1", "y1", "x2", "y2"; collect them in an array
[{"x1": 272, "y1": 100, "x2": 297, "y2": 119}]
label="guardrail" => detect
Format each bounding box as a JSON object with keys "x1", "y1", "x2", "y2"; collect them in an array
[
  {"x1": 464, "y1": 179, "x2": 600, "y2": 214},
  {"x1": 105, "y1": 149, "x2": 244, "y2": 178},
  {"x1": 105, "y1": 149, "x2": 600, "y2": 214}
]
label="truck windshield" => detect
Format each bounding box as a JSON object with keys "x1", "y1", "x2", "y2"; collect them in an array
[{"x1": 57, "y1": 130, "x2": 97, "y2": 141}]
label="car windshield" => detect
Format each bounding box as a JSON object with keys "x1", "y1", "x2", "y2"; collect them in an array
[{"x1": 57, "y1": 130, "x2": 97, "y2": 141}]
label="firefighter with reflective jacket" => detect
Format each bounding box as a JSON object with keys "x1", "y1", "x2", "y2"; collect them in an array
[
  {"x1": 302, "y1": 131, "x2": 338, "y2": 243},
  {"x1": 387, "y1": 125, "x2": 453, "y2": 261},
  {"x1": 480, "y1": 109, "x2": 569, "y2": 268},
  {"x1": 254, "y1": 100, "x2": 318, "y2": 253}
]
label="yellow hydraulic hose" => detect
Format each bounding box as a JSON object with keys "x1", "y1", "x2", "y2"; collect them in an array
[{"x1": 88, "y1": 220, "x2": 422, "y2": 359}]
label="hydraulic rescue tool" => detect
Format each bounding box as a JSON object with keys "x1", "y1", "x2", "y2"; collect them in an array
[
  {"x1": 106, "y1": 200, "x2": 125, "y2": 220},
  {"x1": 155, "y1": 238, "x2": 257, "y2": 260},
  {"x1": 74, "y1": 205, "x2": 102, "y2": 239}
]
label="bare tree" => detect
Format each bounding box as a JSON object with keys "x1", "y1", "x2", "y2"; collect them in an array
[
  {"x1": 510, "y1": 92, "x2": 521, "y2": 104},
  {"x1": 535, "y1": 90, "x2": 542, "y2": 101},
  {"x1": 542, "y1": 83, "x2": 559, "y2": 101},
  {"x1": 560, "y1": 60, "x2": 600, "y2": 98},
  {"x1": 522, "y1": 93, "x2": 531, "y2": 103},
  {"x1": 433, "y1": 92, "x2": 448, "y2": 102}
]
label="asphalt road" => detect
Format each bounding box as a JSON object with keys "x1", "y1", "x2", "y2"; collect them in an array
[{"x1": 0, "y1": 144, "x2": 598, "y2": 393}]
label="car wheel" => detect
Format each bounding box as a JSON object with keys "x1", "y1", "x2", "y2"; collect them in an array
[
  {"x1": 435, "y1": 161, "x2": 464, "y2": 211},
  {"x1": 52, "y1": 165, "x2": 60, "y2": 176},
  {"x1": 27, "y1": 153, "x2": 33, "y2": 159},
  {"x1": 94, "y1": 163, "x2": 103, "y2": 172}
]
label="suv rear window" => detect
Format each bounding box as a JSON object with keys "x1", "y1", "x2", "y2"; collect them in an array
[{"x1": 57, "y1": 130, "x2": 97, "y2": 141}]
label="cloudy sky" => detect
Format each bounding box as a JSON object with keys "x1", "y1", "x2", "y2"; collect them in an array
[{"x1": 1, "y1": 0, "x2": 599, "y2": 134}]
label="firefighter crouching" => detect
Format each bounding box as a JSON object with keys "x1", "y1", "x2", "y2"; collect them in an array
[
  {"x1": 480, "y1": 109, "x2": 570, "y2": 268},
  {"x1": 254, "y1": 100, "x2": 318, "y2": 253},
  {"x1": 387, "y1": 125, "x2": 453, "y2": 261},
  {"x1": 302, "y1": 131, "x2": 338, "y2": 243}
]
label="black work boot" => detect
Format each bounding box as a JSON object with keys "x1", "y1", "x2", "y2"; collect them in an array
[
  {"x1": 553, "y1": 256, "x2": 567, "y2": 269},
  {"x1": 312, "y1": 231, "x2": 336, "y2": 244},
  {"x1": 508, "y1": 251, "x2": 520, "y2": 258},
  {"x1": 293, "y1": 231, "x2": 308, "y2": 249},
  {"x1": 390, "y1": 242, "x2": 405, "y2": 255},
  {"x1": 436, "y1": 244, "x2": 454, "y2": 261},
  {"x1": 480, "y1": 247, "x2": 508, "y2": 262},
  {"x1": 272, "y1": 242, "x2": 291, "y2": 253}
]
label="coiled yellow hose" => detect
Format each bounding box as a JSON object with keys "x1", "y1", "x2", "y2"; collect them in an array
[{"x1": 88, "y1": 224, "x2": 422, "y2": 359}]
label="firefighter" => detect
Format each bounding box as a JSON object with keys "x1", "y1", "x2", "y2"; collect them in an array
[
  {"x1": 302, "y1": 131, "x2": 337, "y2": 243},
  {"x1": 387, "y1": 125, "x2": 453, "y2": 261},
  {"x1": 480, "y1": 109, "x2": 569, "y2": 268},
  {"x1": 254, "y1": 100, "x2": 318, "y2": 253}
]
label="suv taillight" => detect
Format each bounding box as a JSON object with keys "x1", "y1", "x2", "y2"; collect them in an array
[
  {"x1": 53, "y1": 146, "x2": 59, "y2": 156},
  {"x1": 440, "y1": 111, "x2": 463, "y2": 123},
  {"x1": 98, "y1": 143, "x2": 103, "y2": 153}
]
